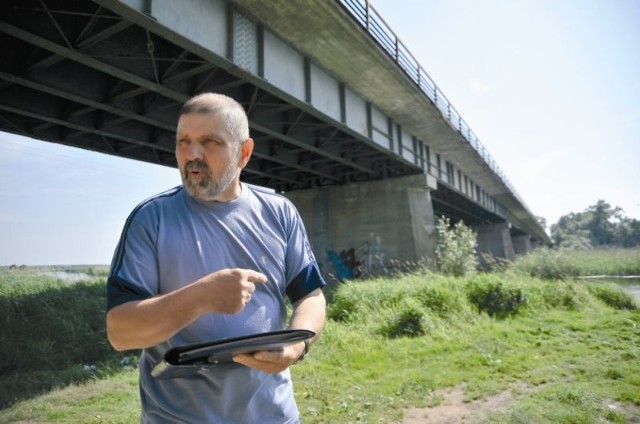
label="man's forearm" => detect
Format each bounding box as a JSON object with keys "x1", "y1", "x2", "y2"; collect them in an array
[
  {"x1": 289, "y1": 288, "x2": 327, "y2": 344},
  {"x1": 106, "y1": 268, "x2": 267, "y2": 351},
  {"x1": 106, "y1": 283, "x2": 208, "y2": 351}
]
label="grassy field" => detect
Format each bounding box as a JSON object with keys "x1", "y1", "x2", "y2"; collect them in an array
[{"x1": 1, "y1": 250, "x2": 639, "y2": 423}]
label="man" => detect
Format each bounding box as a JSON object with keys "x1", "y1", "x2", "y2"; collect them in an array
[{"x1": 106, "y1": 92, "x2": 327, "y2": 423}]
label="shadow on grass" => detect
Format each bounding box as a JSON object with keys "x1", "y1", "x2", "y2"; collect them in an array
[{"x1": 0, "y1": 278, "x2": 138, "y2": 409}]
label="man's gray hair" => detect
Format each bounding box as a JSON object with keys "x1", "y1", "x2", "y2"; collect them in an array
[{"x1": 180, "y1": 93, "x2": 250, "y2": 144}]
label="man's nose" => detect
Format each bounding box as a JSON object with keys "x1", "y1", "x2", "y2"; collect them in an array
[{"x1": 184, "y1": 142, "x2": 203, "y2": 161}]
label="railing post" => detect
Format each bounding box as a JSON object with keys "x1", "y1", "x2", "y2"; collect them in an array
[
  {"x1": 365, "y1": 0, "x2": 370, "y2": 31},
  {"x1": 395, "y1": 37, "x2": 398, "y2": 61}
]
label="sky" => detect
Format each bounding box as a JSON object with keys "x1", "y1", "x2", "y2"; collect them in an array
[{"x1": 1, "y1": 0, "x2": 639, "y2": 266}]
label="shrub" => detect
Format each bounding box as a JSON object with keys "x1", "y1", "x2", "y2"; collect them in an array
[
  {"x1": 380, "y1": 298, "x2": 428, "y2": 338},
  {"x1": 588, "y1": 284, "x2": 637, "y2": 310},
  {"x1": 415, "y1": 285, "x2": 463, "y2": 317},
  {"x1": 479, "y1": 252, "x2": 512, "y2": 272},
  {"x1": 466, "y1": 276, "x2": 527, "y2": 318},
  {"x1": 327, "y1": 288, "x2": 359, "y2": 322},
  {"x1": 435, "y1": 217, "x2": 478, "y2": 277},
  {"x1": 539, "y1": 281, "x2": 581, "y2": 310}
]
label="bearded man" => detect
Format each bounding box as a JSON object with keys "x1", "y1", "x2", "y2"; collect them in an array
[{"x1": 106, "y1": 92, "x2": 326, "y2": 423}]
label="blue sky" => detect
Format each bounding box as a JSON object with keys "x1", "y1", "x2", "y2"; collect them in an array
[{"x1": 1, "y1": 0, "x2": 639, "y2": 265}]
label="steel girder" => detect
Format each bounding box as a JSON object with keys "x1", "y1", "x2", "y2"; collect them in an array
[{"x1": 0, "y1": 0, "x2": 418, "y2": 192}]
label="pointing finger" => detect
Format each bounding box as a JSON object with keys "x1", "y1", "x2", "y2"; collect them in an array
[{"x1": 245, "y1": 270, "x2": 267, "y2": 284}]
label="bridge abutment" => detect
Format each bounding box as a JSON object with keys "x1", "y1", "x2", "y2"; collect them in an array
[{"x1": 286, "y1": 174, "x2": 438, "y2": 276}]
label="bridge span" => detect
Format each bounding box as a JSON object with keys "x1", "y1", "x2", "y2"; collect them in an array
[{"x1": 0, "y1": 0, "x2": 550, "y2": 274}]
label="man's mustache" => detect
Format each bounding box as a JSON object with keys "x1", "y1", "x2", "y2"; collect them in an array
[{"x1": 185, "y1": 160, "x2": 210, "y2": 173}]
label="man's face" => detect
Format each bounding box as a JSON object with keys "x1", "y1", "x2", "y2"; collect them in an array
[{"x1": 175, "y1": 112, "x2": 242, "y2": 202}]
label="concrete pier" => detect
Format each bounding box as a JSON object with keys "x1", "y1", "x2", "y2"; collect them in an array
[
  {"x1": 474, "y1": 222, "x2": 516, "y2": 262},
  {"x1": 286, "y1": 174, "x2": 438, "y2": 274}
]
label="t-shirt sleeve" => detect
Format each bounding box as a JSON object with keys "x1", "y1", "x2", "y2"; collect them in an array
[
  {"x1": 283, "y1": 204, "x2": 326, "y2": 303},
  {"x1": 106, "y1": 207, "x2": 159, "y2": 312}
]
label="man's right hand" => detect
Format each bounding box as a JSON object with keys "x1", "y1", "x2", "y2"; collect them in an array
[{"x1": 196, "y1": 268, "x2": 268, "y2": 314}]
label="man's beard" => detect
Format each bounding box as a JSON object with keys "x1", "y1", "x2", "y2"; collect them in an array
[{"x1": 181, "y1": 159, "x2": 238, "y2": 201}]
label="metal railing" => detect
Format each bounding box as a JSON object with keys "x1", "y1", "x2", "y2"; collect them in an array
[{"x1": 337, "y1": 0, "x2": 529, "y2": 211}]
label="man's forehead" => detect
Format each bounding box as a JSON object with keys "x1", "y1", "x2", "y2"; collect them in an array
[
  {"x1": 177, "y1": 112, "x2": 231, "y2": 138},
  {"x1": 178, "y1": 111, "x2": 221, "y2": 128}
]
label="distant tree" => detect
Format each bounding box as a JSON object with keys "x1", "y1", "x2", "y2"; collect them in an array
[
  {"x1": 550, "y1": 200, "x2": 640, "y2": 248},
  {"x1": 586, "y1": 200, "x2": 622, "y2": 245},
  {"x1": 614, "y1": 217, "x2": 640, "y2": 247},
  {"x1": 551, "y1": 212, "x2": 591, "y2": 248},
  {"x1": 535, "y1": 215, "x2": 547, "y2": 232}
]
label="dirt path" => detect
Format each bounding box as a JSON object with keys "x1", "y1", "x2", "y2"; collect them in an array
[
  {"x1": 400, "y1": 383, "x2": 640, "y2": 424},
  {"x1": 401, "y1": 385, "x2": 517, "y2": 424}
]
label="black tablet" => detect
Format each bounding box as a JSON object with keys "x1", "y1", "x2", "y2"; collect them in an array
[{"x1": 151, "y1": 329, "x2": 315, "y2": 379}]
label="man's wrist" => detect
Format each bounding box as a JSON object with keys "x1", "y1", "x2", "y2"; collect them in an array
[{"x1": 293, "y1": 339, "x2": 309, "y2": 364}]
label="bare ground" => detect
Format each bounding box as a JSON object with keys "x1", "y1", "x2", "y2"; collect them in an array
[
  {"x1": 400, "y1": 383, "x2": 640, "y2": 424},
  {"x1": 400, "y1": 384, "x2": 518, "y2": 424}
]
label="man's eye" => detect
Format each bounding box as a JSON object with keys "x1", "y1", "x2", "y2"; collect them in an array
[{"x1": 204, "y1": 138, "x2": 223, "y2": 145}]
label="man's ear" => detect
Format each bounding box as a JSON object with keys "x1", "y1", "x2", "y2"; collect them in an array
[{"x1": 239, "y1": 138, "x2": 254, "y2": 168}]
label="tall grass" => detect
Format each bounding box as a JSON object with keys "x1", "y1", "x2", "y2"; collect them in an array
[
  {"x1": 511, "y1": 247, "x2": 640, "y2": 279},
  {"x1": 0, "y1": 269, "x2": 127, "y2": 408}
]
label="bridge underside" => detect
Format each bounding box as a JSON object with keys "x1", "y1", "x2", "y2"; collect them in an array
[
  {"x1": 431, "y1": 184, "x2": 502, "y2": 225},
  {"x1": 0, "y1": 0, "x2": 421, "y2": 192},
  {"x1": 0, "y1": 0, "x2": 545, "y2": 267}
]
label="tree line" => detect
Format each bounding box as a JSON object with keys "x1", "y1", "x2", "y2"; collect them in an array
[{"x1": 550, "y1": 200, "x2": 640, "y2": 248}]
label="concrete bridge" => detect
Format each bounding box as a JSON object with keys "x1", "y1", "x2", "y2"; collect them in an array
[{"x1": 0, "y1": 0, "x2": 550, "y2": 275}]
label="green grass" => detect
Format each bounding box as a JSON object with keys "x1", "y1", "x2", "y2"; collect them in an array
[
  {"x1": 294, "y1": 272, "x2": 639, "y2": 422},
  {"x1": 1, "y1": 367, "x2": 140, "y2": 424},
  {"x1": 1, "y1": 251, "x2": 639, "y2": 423}
]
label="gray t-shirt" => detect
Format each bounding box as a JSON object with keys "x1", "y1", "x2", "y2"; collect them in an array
[{"x1": 107, "y1": 183, "x2": 325, "y2": 423}]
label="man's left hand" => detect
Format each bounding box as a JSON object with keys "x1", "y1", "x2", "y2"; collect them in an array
[{"x1": 232, "y1": 342, "x2": 305, "y2": 374}]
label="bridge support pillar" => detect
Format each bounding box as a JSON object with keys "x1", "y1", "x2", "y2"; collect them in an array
[
  {"x1": 474, "y1": 222, "x2": 515, "y2": 263},
  {"x1": 511, "y1": 234, "x2": 532, "y2": 255},
  {"x1": 285, "y1": 174, "x2": 438, "y2": 277},
  {"x1": 530, "y1": 239, "x2": 543, "y2": 250}
]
